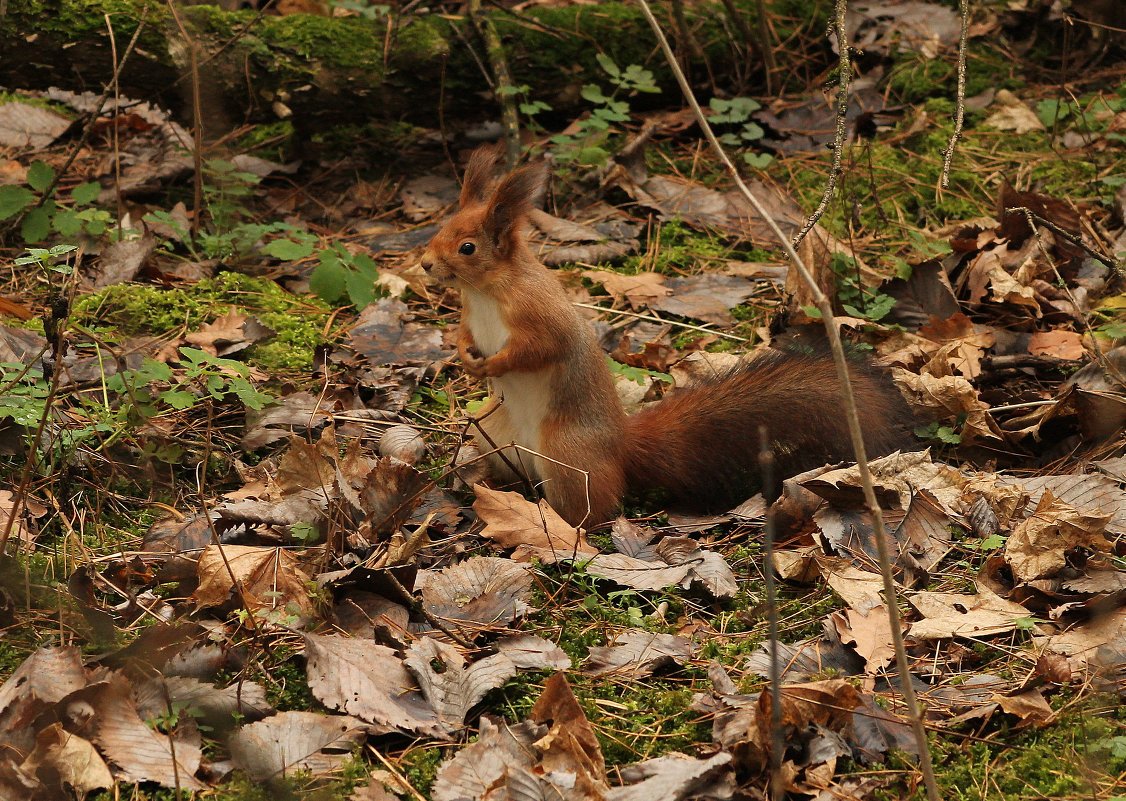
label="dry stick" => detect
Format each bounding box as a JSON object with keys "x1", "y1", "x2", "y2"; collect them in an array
[
  {"x1": 940, "y1": 0, "x2": 970, "y2": 189},
  {"x1": 1007, "y1": 206, "x2": 1120, "y2": 272},
  {"x1": 757, "y1": 429, "x2": 784, "y2": 801},
  {"x1": 468, "y1": 0, "x2": 522, "y2": 170},
  {"x1": 791, "y1": 0, "x2": 850, "y2": 248},
  {"x1": 634, "y1": 3, "x2": 941, "y2": 799},
  {"x1": 23, "y1": 14, "x2": 147, "y2": 214},
  {"x1": 105, "y1": 14, "x2": 126, "y2": 238},
  {"x1": 572, "y1": 301, "x2": 749, "y2": 342},
  {"x1": 166, "y1": 0, "x2": 204, "y2": 240}
]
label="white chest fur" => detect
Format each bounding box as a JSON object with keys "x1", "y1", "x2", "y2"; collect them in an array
[
  {"x1": 461, "y1": 288, "x2": 551, "y2": 458},
  {"x1": 462, "y1": 289, "x2": 510, "y2": 357}
]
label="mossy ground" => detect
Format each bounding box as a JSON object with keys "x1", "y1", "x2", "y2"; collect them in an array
[{"x1": 73, "y1": 272, "x2": 332, "y2": 374}]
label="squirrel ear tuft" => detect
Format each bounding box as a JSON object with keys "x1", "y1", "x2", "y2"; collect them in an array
[
  {"x1": 484, "y1": 161, "x2": 547, "y2": 247},
  {"x1": 459, "y1": 145, "x2": 501, "y2": 208}
]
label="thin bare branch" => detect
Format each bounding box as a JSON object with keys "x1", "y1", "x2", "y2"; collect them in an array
[
  {"x1": 634, "y1": 3, "x2": 941, "y2": 798},
  {"x1": 940, "y1": 0, "x2": 970, "y2": 187}
]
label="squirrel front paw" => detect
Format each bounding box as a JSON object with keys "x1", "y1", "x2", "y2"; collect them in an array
[{"x1": 459, "y1": 343, "x2": 490, "y2": 378}]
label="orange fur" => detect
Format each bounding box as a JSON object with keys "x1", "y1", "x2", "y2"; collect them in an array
[{"x1": 421, "y1": 148, "x2": 914, "y2": 526}]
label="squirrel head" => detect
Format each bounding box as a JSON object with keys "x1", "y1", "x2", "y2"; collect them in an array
[{"x1": 420, "y1": 146, "x2": 547, "y2": 290}]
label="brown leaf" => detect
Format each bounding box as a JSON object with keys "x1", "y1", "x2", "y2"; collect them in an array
[
  {"x1": 495, "y1": 634, "x2": 572, "y2": 671},
  {"x1": 908, "y1": 586, "x2": 1032, "y2": 640},
  {"x1": 1028, "y1": 330, "x2": 1086, "y2": 360},
  {"x1": 185, "y1": 308, "x2": 275, "y2": 357},
  {"x1": 0, "y1": 101, "x2": 69, "y2": 148},
  {"x1": 848, "y1": 1, "x2": 962, "y2": 58},
  {"x1": 193, "y1": 545, "x2": 316, "y2": 623},
  {"x1": 982, "y1": 90, "x2": 1046, "y2": 134},
  {"x1": 84, "y1": 233, "x2": 156, "y2": 290},
  {"x1": 133, "y1": 676, "x2": 273, "y2": 731},
  {"x1": 531, "y1": 673, "x2": 609, "y2": 796},
  {"x1": 891, "y1": 368, "x2": 1005, "y2": 443},
  {"x1": 20, "y1": 723, "x2": 113, "y2": 798},
  {"x1": 583, "y1": 269, "x2": 670, "y2": 309},
  {"x1": 229, "y1": 711, "x2": 369, "y2": 782},
  {"x1": 649, "y1": 273, "x2": 758, "y2": 325},
  {"x1": 473, "y1": 486, "x2": 596, "y2": 563},
  {"x1": 609, "y1": 753, "x2": 733, "y2": 801},
  {"x1": 584, "y1": 631, "x2": 692, "y2": 677},
  {"x1": 419, "y1": 556, "x2": 532, "y2": 633},
  {"x1": 403, "y1": 637, "x2": 518, "y2": 729},
  {"x1": 0, "y1": 646, "x2": 86, "y2": 751},
  {"x1": 347, "y1": 298, "x2": 450, "y2": 367},
  {"x1": 431, "y1": 717, "x2": 546, "y2": 801},
  {"x1": 832, "y1": 606, "x2": 896, "y2": 674},
  {"x1": 995, "y1": 688, "x2": 1053, "y2": 728},
  {"x1": 1005, "y1": 490, "x2": 1112, "y2": 582},
  {"x1": 303, "y1": 632, "x2": 443, "y2": 736},
  {"x1": 78, "y1": 673, "x2": 205, "y2": 790}
]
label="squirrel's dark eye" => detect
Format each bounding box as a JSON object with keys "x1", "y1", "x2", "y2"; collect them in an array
[{"x1": 458, "y1": 241, "x2": 476, "y2": 256}]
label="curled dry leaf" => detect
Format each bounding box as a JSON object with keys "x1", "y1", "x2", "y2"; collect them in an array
[
  {"x1": 584, "y1": 630, "x2": 693, "y2": 677},
  {"x1": 185, "y1": 308, "x2": 275, "y2": 357},
  {"x1": 495, "y1": 634, "x2": 571, "y2": 671},
  {"x1": 419, "y1": 556, "x2": 532, "y2": 633},
  {"x1": 378, "y1": 424, "x2": 426, "y2": 464},
  {"x1": 303, "y1": 632, "x2": 443, "y2": 737},
  {"x1": 472, "y1": 485, "x2": 596, "y2": 563},
  {"x1": 403, "y1": 637, "x2": 518, "y2": 730},
  {"x1": 908, "y1": 586, "x2": 1032, "y2": 640},
  {"x1": 1004, "y1": 490, "x2": 1112, "y2": 583},
  {"x1": 0, "y1": 646, "x2": 86, "y2": 751},
  {"x1": 582, "y1": 268, "x2": 670, "y2": 309},
  {"x1": 229, "y1": 711, "x2": 369, "y2": 782},
  {"x1": 193, "y1": 545, "x2": 316, "y2": 624},
  {"x1": 20, "y1": 723, "x2": 113, "y2": 798},
  {"x1": 891, "y1": 368, "x2": 1005, "y2": 443}
]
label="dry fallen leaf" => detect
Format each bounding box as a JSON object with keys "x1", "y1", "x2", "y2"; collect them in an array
[
  {"x1": 419, "y1": 556, "x2": 532, "y2": 633},
  {"x1": 229, "y1": 711, "x2": 369, "y2": 782},
  {"x1": 473, "y1": 485, "x2": 596, "y2": 563},
  {"x1": 303, "y1": 632, "x2": 443, "y2": 736},
  {"x1": 431, "y1": 717, "x2": 546, "y2": 801},
  {"x1": 608, "y1": 752, "x2": 734, "y2": 801},
  {"x1": 983, "y1": 89, "x2": 1046, "y2": 134},
  {"x1": 193, "y1": 545, "x2": 316, "y2": 623},
  {"x1": 584, "y1": 630, "x2": 693, "y2": 677},
  {"x1": 833, "y1": 605, "x2": 896, "y2": 674},
  {"x1": 908, "y1": 585, "x2": 1032, "y2": 640},
  {"x1": 1004, "y1": 490, "x2": 1112, "y2": 583},
  {"x1": 0, "y1": 646, "x2": 87, "y2": 752},
  {"x1": 403, "y1": 637, "x2": 518, "y2": 730},
  {"x1": 583, "y1": 268, "x2": 670, "y2": 309},
  {"x1": 20, "y1": 723, "x2": 113, "y2": 798}
]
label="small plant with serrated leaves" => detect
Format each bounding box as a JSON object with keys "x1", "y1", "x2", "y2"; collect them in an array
[
  {"x1": 551, "y1": 54, "x2": 660, "y2": 167},
  {"x1": 708, "y1": 96, "x2": 773, "y2": 169},
  {"x1": 498, "y1": 83, "x2": 552, "y2": 130},
  {"x1": 0, "y1": 161, "x2": 111, "y2": 244}
]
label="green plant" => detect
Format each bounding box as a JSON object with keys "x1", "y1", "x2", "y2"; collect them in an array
[
  {"x1": 550, "y1": 54, "x2": 659, "y2": 167},
  {"x1": 105, "y1": 347, "x2": 273, "y2": 415},
  {"x1": 0, "y1": 162, "x2": 110, "y2": 244},
  {"x1": 914, "y1": 420, "x2": 962, "y2": 446},
  {"x1": 307, "y1": 241, "x2": 383, "y2": 308},
  {"x1": 709, "y1": 96, "x2": 773, "y2": 168},
  {"x1": 806, "y1": 253, "x2": 897, "y2": 322},
  {"x1": 607, "y1": 357, "x2": 672, "y2": 386}
]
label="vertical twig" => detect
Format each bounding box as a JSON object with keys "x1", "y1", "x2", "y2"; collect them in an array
[
  {"x1": 758, "y1": 429, "x2": 784, "y2": 801},
  {"x1": 792, "y1": 0, "x2": 851, "y2": 247},
  {"x1": 940, "y1": 0, "x2": 969, "y2": 188},
  {"x1": 105, "y1": 14, "x2": 125, "y2": 238},
  {"x1": 467, "y1": 0, "x2": 521, "y2": 169},
  {"x1": 166, "y1": 0, "x2": 204, "y2": 240},
  {"x1": 634, "y1": 3, "x2": 940, "y2": 799},
  {"x1": 753, "y1": 0, "x2": 775, "y2": 94}
]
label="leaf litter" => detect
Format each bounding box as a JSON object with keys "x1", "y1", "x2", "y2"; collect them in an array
[{"x1": 1, "y1": 13, "x2": 1125, "y2": 799}]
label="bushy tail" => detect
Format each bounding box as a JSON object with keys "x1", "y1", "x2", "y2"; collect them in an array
[{"x1": 622, "y1": 350, "x2": 915, "y2": 510}]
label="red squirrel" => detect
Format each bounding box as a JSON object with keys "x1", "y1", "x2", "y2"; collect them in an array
[{"x1": 421, "y1": 147, "x2": 915, "y2": 527}]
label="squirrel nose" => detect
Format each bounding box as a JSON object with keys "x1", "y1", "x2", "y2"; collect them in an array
[{"x1": 420, "y1": 257, "x2": 433, "y2": 273}]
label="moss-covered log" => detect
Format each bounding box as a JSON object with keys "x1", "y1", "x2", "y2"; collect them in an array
[{"x1": 0, "y1": 0, "x2": 823, "y2": 135}]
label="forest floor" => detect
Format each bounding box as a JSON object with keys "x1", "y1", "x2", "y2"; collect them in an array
[{"x1": 0, "y1": 1, "x2": 1124, "y2": 800}]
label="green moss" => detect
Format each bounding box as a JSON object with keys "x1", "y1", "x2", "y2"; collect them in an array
[
  {"x1": 72, "y1": 272, "x2": 331, "y2": 374},
  {"x1": 399, "y1": 745, "x2": 444, "y2": 797}
]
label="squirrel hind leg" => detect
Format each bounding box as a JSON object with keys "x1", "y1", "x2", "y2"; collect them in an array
[{"x1": 538, "y1": 423, "x2": 625, "y2": 528}]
